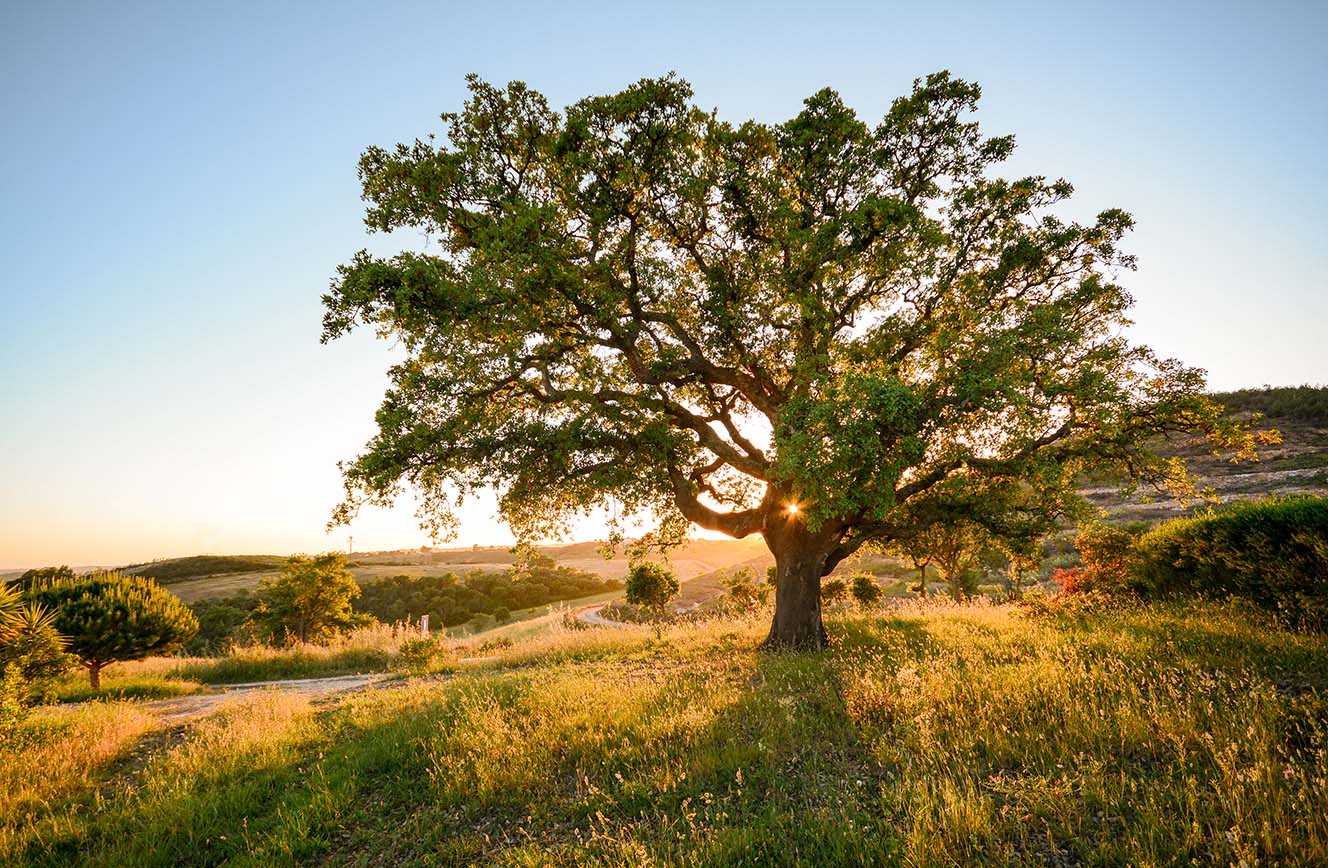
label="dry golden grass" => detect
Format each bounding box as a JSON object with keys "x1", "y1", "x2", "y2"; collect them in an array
[{"x1": 6, "y1": 600, "x2": 1326, "y2": 866}]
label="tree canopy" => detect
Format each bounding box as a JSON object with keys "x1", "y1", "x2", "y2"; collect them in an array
[
  {"x1": 256, "y1": 553, "x2": 366, "y2": 645},
  {"x1": 28, "y1": 573, "x2": 197, "y2": 688},
  {"x1": 324, "y1": 71, "x2": 1256, "y2": 648},
  {"x1": 624, "y1": 561, "x2": 680, "y2": 611}
]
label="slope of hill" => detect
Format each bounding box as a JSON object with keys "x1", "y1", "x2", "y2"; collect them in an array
[
  {"x1": 123, "y1": 555, "x2": 288, "y2": 584},
  {"x1": 1086, "y1": 385, "x2": 1328, "y2": 521}
]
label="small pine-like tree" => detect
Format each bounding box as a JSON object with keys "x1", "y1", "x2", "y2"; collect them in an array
[
  {"x1": 28, "y1": 573, "x2": 197, "y2": 689},
  {"x1": 255, "y1": 553, "x2": 367, "y2": 645},
  {"x1": 624, "y1": 562, "x2": 680, "y2": 612},
  {"x1": 849, "y1": 573, "x2": 885, "y2": 608}
]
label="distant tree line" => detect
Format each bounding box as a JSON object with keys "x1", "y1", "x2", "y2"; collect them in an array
[
  {"x1": 354, "y1": 557, "x2": 621, "y2": 628},
  {"x1": 184, "y1": 555, "x2": 621, "y2": 652}
]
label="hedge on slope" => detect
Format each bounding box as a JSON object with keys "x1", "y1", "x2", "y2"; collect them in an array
[{"x1": 1135, "y1": 496, "x2": 1328, "y2": 630}]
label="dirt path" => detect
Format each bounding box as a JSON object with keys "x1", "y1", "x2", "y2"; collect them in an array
[
  {"x1": 142, "y1": 673, "x2": 396, "y2": 723},
  {"x1": 577, "y1": 604, "x2": 622, "y2": 627}
]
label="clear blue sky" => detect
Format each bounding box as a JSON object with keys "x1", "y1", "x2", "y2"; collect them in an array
[{"x1": 2, "y1": 0, "x2": 1324, "y2": 568}]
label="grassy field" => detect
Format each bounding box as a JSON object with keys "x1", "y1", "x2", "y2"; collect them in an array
[{"x1": 4, "y1": 599, "x2": 1325, "y2": 866}]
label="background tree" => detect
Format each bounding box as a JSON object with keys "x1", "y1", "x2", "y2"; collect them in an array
[
  {"x1": 821, "y1": 577, "x2": 849, "y2": 607},
  {"x1": 938, "y1": 523, "x2": 992, "y2": 602},
  {"x1": 849, "y1": 573, "x2": 885, "y2": 608},
  {"x1": 723, "y1": 566, "x2": 771, "y2": 611},
  {"x1": 28, "y1": 573, "x2": 197, "y2": 689},
  {"x1": 324, "y1": 72, "x2": 1257, "y2": 649},
  {"x1": 888, "y1": 537, "x2": 934, "y2": 599},
  {"x1": 256, "y1": 553, "x2": 367, "y2": 645},
  {"x1": 624, "y1": 561, "x2": 680, "y2": 612}
]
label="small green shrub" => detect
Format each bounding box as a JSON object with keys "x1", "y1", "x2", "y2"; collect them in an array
[
  {"x1": 821, "y1": 578, "x2": 849, "y2": 606},
  {"x1": 397, "y1": 637, "x2": 447, "y2": 672},
  {"x1": 849, "y1": 573, "x2": 884, "y2": 608},
  {"x1": 476, "y1": 637, "x2": 513, "y2": 653},
  {"x1": 723, "y1": 568, "x2": 770, "y2": 611},
  {"x1": 1136, "y1": 496, "x2": 1328, "y2": 629},
  {"x1": 0, "y1": 665, "x2": 29, "y2": 744}
]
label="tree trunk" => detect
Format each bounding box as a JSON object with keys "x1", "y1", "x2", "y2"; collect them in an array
[
  {"x1": 88, "y1": 661, "x2": 102, "y2": 691},
  {"x1": 917, "y1": 563, "x2": 928, "y2": 598},
  {"x1": 761, "y1": 513, "x2": 838, "y2": 650}
]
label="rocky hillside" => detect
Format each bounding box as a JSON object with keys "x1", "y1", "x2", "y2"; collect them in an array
[{"x1": 1084, "y1": 385, "x2": 1328, "y2": 522}]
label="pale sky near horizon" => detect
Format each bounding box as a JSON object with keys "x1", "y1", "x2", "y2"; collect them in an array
[{"x1": 2, "y1": 1, "x2": 1325, "y2": 569}]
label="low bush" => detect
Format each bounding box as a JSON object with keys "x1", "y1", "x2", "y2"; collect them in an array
[
  {"x1": 1072, "y1": 522, "x2": 1148, "y2": 595},
  {"x1": 821, "y1": 578, "x2": 849, "y2": 606},
  {"x1": 397, "y1": 636, "x2": 449, "y2": 673},
  {"x1": 849, "y1": 573, "x2": 884, "y2": 608},
  {"x1": 722, "y1": 567, "x2": 770, "y2": 612},
  {"x1": 1135, "y1": 496, "x2": 1328, "y2": 629}
]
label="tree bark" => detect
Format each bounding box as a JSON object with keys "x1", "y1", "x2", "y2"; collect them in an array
[
  {"x1": 761, "y1": 510, "x2": 839, "y2": 650},
  {"x1": 88, "y1": 661, "x2": 102, "y2": 690}
]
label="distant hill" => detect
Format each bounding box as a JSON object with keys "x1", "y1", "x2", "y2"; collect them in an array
[
  {"x1": 122, "y1": 555, "x2": 288, "y2": 584},
  {"x1": 111, "y1": 536, "x2": 769, "y2": 603},
  {"x1": 23, "y1": 386, "x2": 1322, "y2": 601},
  {"x1": 1085, "y1": 385, "x2": 1328, "y2": 522}
]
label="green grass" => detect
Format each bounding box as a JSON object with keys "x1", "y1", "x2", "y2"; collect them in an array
[
  {"x1": 54, "y1": 674, "x2": 206, "y2": 703},
  {"x1": 5, "y1": 600, "x2": 1326, "y2": 866}
]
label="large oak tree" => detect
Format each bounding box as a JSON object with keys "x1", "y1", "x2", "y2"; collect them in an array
[{"x1": 324, "y1": 72, "x2": 1251, "y2": 648}]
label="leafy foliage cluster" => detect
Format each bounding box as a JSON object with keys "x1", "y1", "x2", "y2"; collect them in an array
[
  {"x1": 820, "y1": 577, "x2": 849, "y2": 606},
  {"x1": 253, "y1": 554, "x2": 369, "y2": 645},
  {"x1": 1135, "y1": 496, "x2": 1328, "y2": 630},
  {"x1": 184, "y1": 593, "x2": 263, "y2": 654},
  {"x1": 7, "y1": 566, "x2": 75, "y2": 593},
  {"x1": 1068, "y1": 523, "x2": 1149, "y2": 595},
  {"x1": 720, "y1": 566, "x2": 772, "y2": 612},
  {"x1": 355, "y1": 558, "x2": 621, "y2": 627},
  {"x1": 624, "y1": 562, "x2": 680, "y2": 611},
  {"x1": 849, "y1": 573, "x2": 885, "y2": 607}
]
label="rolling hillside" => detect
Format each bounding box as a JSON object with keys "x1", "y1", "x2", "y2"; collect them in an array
[
  {"x1": 17, "y1": 387, "x2": 1323, "y2": 603},
  {"x1": 1085, "y1": 385, "x2": 1328, "y2": 521},
  {"x1": 118, "y1": 537, "x2": 769, "y2": 603}
]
